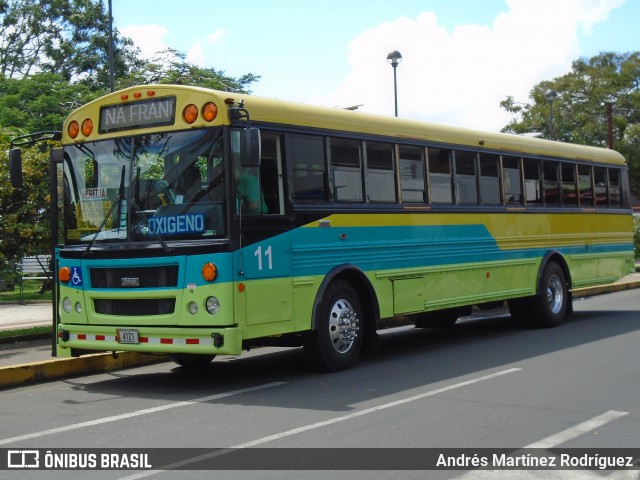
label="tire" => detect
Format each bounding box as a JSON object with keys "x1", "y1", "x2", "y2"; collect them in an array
[
  {"x1": 528, "y1": 262, "x2": 569, "y2": 328},
  {"x1": 170, "y1": 354, "x2": 216, "y2": 368},
  {"x1": 305, "y1": 280, "x2": 363, "y2": 372}
]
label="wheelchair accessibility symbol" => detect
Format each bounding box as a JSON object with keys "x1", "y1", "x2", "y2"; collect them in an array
[{"x1": 71, "y1": 267, "x2": 82, "y2": 286}]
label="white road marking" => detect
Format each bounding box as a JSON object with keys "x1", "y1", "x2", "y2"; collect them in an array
[
  {"x1": 453, "y1": 410, "x2": 631, "y2": 479},
  {"x1": 0, "y1": 382, "x2": 285, "y2": 446},
  {"x1": 524, "y1": 410, "x2": 628, "y2": 448},
  {"x1": 120, "y1": 367, "x2": 522, "y2": 478}
]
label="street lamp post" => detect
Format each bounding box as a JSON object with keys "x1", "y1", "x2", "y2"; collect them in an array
[
  {"x1": 387, "y1": 50, "x2": 402, "y2": 117},
  {"x1": 545, "y1": 89, "x2": 558, "y2": 139}
]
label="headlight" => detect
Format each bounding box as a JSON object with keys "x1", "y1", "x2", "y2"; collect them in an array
[
  {"x1": 188, "y1": 301, "x2": 198, "y2": 315},
  {"x1": 62, "y1": 297, "x2": 72, "y2": 313},
  {"x1": 206, "y1": 296, "x2": 220, "y2": 315}
]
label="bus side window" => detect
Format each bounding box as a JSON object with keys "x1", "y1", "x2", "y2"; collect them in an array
[
  {"x1": 479, "y1": 153, "x2": 500, "y2": 205},
  {"x1": 542, "y1": 161, "x2": 560, "y2": 206},
  {"x1": 260, "y1": 134, "x2": 284, "y2": 214},
  {"x1": 428, "y1": 147, "x2": 453, "y2": 204},
  {"x1": 523, "y1": 158, "x2": 542, "y2": 205},
  {"x1": 561, "y1": 163, "x2": 578, "y2": 206},
  {"x1": 593, "y1": 166, "x2": 607, "y2": 207},
  {"x1": 331, "y1": 137, "x2": 363, "y2": 202},
  {"x1": 290, "y1": 134, "x2": 327, "y2": 203},
  {"x1": 503, "y1": 156, "x2": 523, "y2": 205},
  {"x1": 454, "y1": 150, "x2": 478, "y2": 204},
  {"x1": 578, "y1": 165, "x2": 594, "y2": 207},
  {"x1": 609, "y1": 168, "x2": 622, "y2": 208},
  {"x1": 366, "y1": 141, "x2": 396, "y2": 202},
  {"x1": 399, "y1": 145, "x2": 426, "y2": 203}
]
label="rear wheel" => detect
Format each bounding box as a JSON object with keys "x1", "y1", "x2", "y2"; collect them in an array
[
  {"x1": 510, "y1": 262, "x2": 568, "y2": 328},
  {"x1": 532, "y1": 262, "x2": 568, "y2": 327},
  {"x1": 305, "y1": 280, "x2": 363, "y2": 372}
]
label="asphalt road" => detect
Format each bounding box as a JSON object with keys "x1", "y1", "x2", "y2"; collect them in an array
[{"x1": 1, "y1": 289, "x2": 638, "y2": 480}]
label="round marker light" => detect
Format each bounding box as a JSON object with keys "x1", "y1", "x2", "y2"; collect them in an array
[
  {"x1": 63, "y1": 297, "x2": 72, "y2": 313},
  {"x1": 202, "y1": 102, "x2": 218, "y2": 122},
  {"x1": 59, "y1": 267, "x2": 71, "y2": 284},
  {"x1": 188, "y1": 301, "x2": 198, "y2": 315},
  {"x1": 68, "y1": 120, "x2": 80, "y2": 139},
  {"x1": 206, "y1": 296, "x2": 220, "y2": 315},
  {"x1": 81, "y1": 118, "x2": 93, "y2": 136},
  {"x1": 183, "y1": 104, "x2": 199, "y2": 124},
  {"x1": 202, "y1": 262, "x2": 218, "y2": 282}
]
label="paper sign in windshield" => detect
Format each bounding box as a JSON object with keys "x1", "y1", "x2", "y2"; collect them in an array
[
  {"x1": 81, "y1": 188, "x2": 107, "y2": 201},
  {"x1": 148, "y1": 214, "x2": 205, "y2": 235}
]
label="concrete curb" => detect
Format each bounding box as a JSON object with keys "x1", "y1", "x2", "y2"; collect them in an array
[
  {"x1": 571, "y1": 280, "x2": 640, "y2": 298},
  {"x1": 0, "y1": 352, "x2": 168, "y2": 390}
]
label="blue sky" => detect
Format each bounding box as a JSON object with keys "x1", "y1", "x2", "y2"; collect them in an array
[{"x1": 112, "y1": 0, "x2": 638, "y2": 131}]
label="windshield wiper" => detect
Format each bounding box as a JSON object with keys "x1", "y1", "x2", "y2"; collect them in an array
[
  {"x1": 83, "y1": 166, "x2": 126, "y2": 256},
  {"x1": 130, "y1": 198, "x2": 172, "y2": 253}
]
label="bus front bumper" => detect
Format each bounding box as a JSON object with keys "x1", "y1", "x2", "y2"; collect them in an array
[{"x1": 57, "y1": 324, "x2": 243, "y2": 356}]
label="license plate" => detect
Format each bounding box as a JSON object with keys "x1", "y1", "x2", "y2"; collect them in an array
[{"x1": 117, "y1": 328, "x2": 139, "y2": 344}]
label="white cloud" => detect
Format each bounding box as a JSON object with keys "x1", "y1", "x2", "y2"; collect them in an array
[
  {"x1": 186, "y1": 41, "x2": 205, "y2": 67},
  {"x1": 206, "y1": 29, "x2": 226, "y2": 44},
  {"x1": 120, "y1": 25, "x2": 226, "y2": 69},
  {"x1": 120, "y1": 24, "x2": 169, "y2": 59},
  {"x1": 313, "y1": 0, "x2": 624, "y2": 131}
]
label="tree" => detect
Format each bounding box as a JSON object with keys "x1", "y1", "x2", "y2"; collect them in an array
[
  {"x1": 0, "y1": 3, "x2": 261, "y2": 281},
  {"x1": 0, "y1": 133, "x2": 51, "y2": 287},
  {"x1": 501, "y1": 52, "x2": 640, "y2": 193},
  {"x1": 0, "y1": 0, "x2": 140, "y2": 89},
  {"x1": 0, "y1": 73, "x2": 97, "y2": 132}
]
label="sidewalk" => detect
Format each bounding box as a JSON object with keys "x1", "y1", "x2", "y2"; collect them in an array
[{"x1": 0, "y1": 302, "x2": 52, "y2": 331}]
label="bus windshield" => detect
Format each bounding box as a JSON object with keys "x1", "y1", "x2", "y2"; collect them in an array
[{"x1": 62, "y1": 128, "x2": 226, "y2": 245}]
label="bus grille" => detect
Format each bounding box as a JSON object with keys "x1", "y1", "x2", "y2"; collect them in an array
[
  {"x1": 90, "y1": 266, "x2": 179, "y2": 288},
  {"x1": 94, "y1": 298, "x2": 176, "y2": 316}
]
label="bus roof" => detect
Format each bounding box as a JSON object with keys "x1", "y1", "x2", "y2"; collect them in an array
[
  {"x1": 67, "y1": 84, "x2": 627, "y2": 166},
  {"x1": 227, "y1": 90, "x2": 626, "y2": 166}
]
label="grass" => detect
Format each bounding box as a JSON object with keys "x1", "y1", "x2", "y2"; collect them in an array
[
  {"x1": 0, "y1": 325, "x2": 52, "y2": 338},
  {"x1": 0, "y1": 280, "x2": 52, "y2": 304}
]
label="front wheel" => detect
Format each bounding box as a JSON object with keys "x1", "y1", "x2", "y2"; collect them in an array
[{"x1": 304, "y1": 280, "x2": 363, "y2": 372}]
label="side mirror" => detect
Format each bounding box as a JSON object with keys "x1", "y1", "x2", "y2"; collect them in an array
[
  {"x1": 240, "y1": 127, "x2": 261, "y2": 167},
  {"x1": 9, "y1": 148, "x2": 23, "y2": 188}
]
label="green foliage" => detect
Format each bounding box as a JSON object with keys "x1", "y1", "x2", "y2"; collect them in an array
[
  {"x1": 0, "y1": 0, "x2": 139, "y2": 87},
  {"x1": 0, "y1": 281, "x2": 52, "y2": 305},
  {"x1": 0, "y1": 2, "x2": 260, "y2": 284},
  {"x1": 0, "y1": 73, "x2": 98, "y2": 132},
  {"x1": 501, "y1": 52, "x2": 640, "y2": 196},
  {"x1": 0, "y1": 136, "x2": 52, "y2": 260}
]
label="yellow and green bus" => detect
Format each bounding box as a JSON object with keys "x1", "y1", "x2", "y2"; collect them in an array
[{"x1": 10, "y1": 84, "x2": 635, "y2": 371}]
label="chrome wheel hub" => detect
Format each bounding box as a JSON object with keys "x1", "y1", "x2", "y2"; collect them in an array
[
  {"x1": 328, "y1": 298, "x2": 360, "y2": 354},
  {"x1": 546, "y1": 274, "x2": 564, "y2": 314}
]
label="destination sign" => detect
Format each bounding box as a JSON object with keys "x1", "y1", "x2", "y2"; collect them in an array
[{"x1": 99, "y1": 96, "x2": 176, "y2": 133}]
